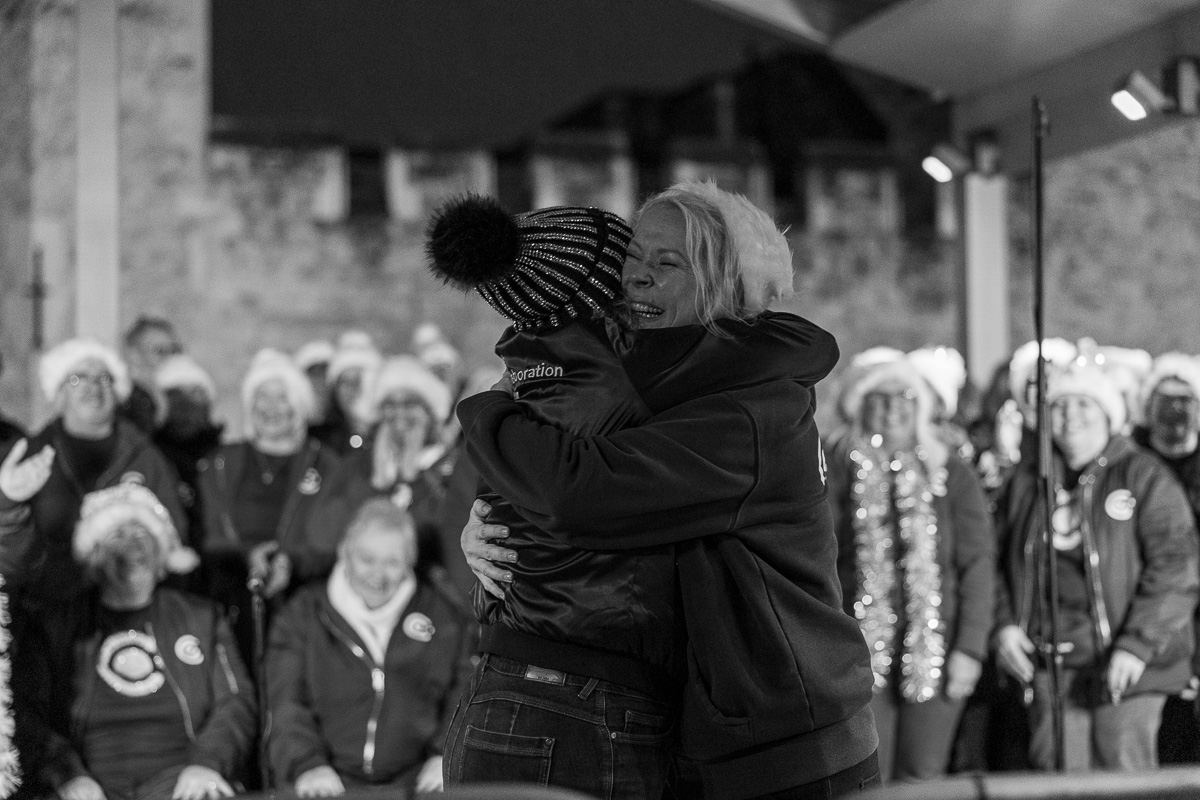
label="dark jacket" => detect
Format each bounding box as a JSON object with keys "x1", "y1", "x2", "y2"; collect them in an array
[
  {"x1": 1132, "y1": 425, "x2": 1200, "y2": 675},
  {"x1": 994, "y1": 435, "x2": 1199, "y2": 695},
  {"x1": 828, "y1": 444, "x2": 996, "y2": 666},
  {"x1": 458, "y1": 312, "x2": 877, "y2": 799},
  {"x1": 305, "y1": 442, "x2": 450, "y2": 580},
  {"x1": 0, "y1": 418, "x2": 186, "y2": 601},
  {"x1": 0, "y1": 415, "x2": 24, "y2": 455},
  {"x1": 471, "y1": 320, "x2": 678, "y2": 693},
  {"x1": 15, "y1": 588, "x2": 256, "y2": 793},
  {"x1": 154, "y1": 423, "x2": 224, "y2": 546},
  {"x1": 266, "y1": 576, "x2": 476, "y2": 788},
  {"x1": 196, "y1": 438, "x2": 341, "y2": 586}
]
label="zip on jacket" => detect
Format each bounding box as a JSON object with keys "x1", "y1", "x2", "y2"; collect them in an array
[{"x1": 319, "y1": 608, "x2": 387, "y2": 776}]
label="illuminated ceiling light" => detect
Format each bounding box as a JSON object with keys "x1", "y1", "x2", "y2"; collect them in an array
[
  {"x1": 922, "y1": 143, "x2": 972, "y2": 183},
  {"x1": 1112, "y1": 70, "x2": 1171, "y2": 121}
]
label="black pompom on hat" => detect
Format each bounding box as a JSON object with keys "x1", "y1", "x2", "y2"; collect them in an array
[{"x1": 426, "y1": 195, "x2": 632, "y2": 331}]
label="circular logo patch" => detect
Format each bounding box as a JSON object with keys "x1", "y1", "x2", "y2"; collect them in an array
[
  {"x1": 97, "y1": 630, "x2": 164, "y2": 696},
  {"x1": 1105, "y1": 489, "x2": 1137, "y2": 521},
  {"x1": 402, "y1": 612, "x2": 435, "y2": 643},
  {"x1": 174, "y1": 634, "x2": 204, "y2": 665}
]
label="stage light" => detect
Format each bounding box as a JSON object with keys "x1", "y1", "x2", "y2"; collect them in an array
[
  {"x1": 922, "y1": 143, "x2": 972, "y2": 183},
  {"x1": 1112, "y1": 70, "x2": 1172, "y2": 120}
]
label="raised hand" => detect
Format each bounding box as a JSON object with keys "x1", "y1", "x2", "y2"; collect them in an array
[{"x1": 0, "y1": 439, "x2": 55, "y2": 503}]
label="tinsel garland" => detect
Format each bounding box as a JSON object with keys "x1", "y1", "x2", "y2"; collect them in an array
[
  {"x1": 0, "y1": 576, "x2": 20, "y2": 797},
  {"x1": 849, "y1": 440, "x2": 948, "y2": 703}
]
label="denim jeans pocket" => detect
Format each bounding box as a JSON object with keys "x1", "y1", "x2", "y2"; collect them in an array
[
  {"x1": 611, "y1": 708, "x2": 673, "y2": 745},
  {"x1": 460, "y1": 724, "x2": 554, "y2": 785}
]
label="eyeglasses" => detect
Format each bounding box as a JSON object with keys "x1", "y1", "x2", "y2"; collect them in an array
[
  {"x1": 68, "y1": 372, "x2": 114, "y2": 388},
  {"x1": 863, "y1": 389, "x2": 917, "y2": 411}
]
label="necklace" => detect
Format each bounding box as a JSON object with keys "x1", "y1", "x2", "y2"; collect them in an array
[{"x1": 251, "y1": 447, "x2": 288, "y2": 485}]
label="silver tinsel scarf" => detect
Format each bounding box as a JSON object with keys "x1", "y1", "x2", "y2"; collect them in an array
[
  {"x1": 0, "y1": 576, "x2": 19, "y2": 797},
  {"x1": 849, "y1": 441, "x2": 948, "y2": 703}
]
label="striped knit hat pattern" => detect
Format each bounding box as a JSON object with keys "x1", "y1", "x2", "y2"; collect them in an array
[{"x1": 426, "y1": 195, "x2": 632, "y2": 331}]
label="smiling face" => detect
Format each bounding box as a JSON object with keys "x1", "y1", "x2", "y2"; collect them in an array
[
  {"x1": 621, "y1": 205, "x2": 702, "y2": 329},
  {"x1": 861, "y1": 378, "x2": 919, "y2": 452},
  {"x1": 60, "y1": 356, "x2": 117, "y2": 435},
  {"x1": 380, "y1": 390, "x2": 434, "y2": 450},
  {"x1": 343, "y1": 521, "x2": 414, "y2": 609},
  {"x1": 1051, "y1": 394, "x2": 1110, "y2": 468},
  {"x1": 251, "y1": 378, "x2": 298, "y2": 444}
]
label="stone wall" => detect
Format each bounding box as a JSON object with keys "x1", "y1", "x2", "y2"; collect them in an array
[
  {"x1": 1009, "y1": 117, "x2": 1200, "y2": 355},
  {"x1": 0, "y1": 0, "x2": 33, "y2": 424}
]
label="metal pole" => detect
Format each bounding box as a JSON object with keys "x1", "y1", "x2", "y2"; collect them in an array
[
  {"x1": 1031, "y1": 95, "x2": 1065, "y2": 772},
  {"x1": 249, "y1": 583, "x2": 271, "y2": 789}
]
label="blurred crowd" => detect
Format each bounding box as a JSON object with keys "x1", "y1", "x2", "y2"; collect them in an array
[
  {"x1": 1, "y1": 314, "x2": 1200, "y2": 796},
  {"x1": 0, "y1": 317, "x2": 497, "y2": 800}
]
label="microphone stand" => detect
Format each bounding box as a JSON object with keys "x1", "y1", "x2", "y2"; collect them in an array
[
  {"x1": 248, "y1": 574, "x2": 272, "y2": 790},
  {"x1": 1031, "y1": 95, "x2": 1066, "y2": 772}
]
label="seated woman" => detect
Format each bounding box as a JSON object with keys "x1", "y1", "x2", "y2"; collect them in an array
[
  {"x1": 15, "y1": 483, "x2": 255, "y2": 800},
  {"x1": 266, "y1": 498, "x2": 475, "y2": 796},
  {"x1": 305, "y1": 356, "x2": 456, "y2": 586}
]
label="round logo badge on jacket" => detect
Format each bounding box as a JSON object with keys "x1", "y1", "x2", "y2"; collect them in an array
[
  {"x1": 403, "y1": 612, "x2": 435, "y2": 642},
  {"x1": 298, "y1": 468, "x2": 322, "y2": 495},
  {"x1": 1105, "y1": 489, "x2": 1137, "y2": 521},
  {"x1": 97, "y1": 630, "x2": 165, "y2": 696},
  {"x1": 174, "y1": 634, "x2": 204, "y2": 665}
]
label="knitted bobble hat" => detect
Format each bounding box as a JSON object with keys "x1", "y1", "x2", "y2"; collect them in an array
[{"x1": 426, "y1": 195, "x2": 632, "y2": 331}]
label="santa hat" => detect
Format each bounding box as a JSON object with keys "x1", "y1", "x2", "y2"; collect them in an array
[
  {"x1": 907, "y1": 346, "x2": 967, "y2": 417},
  {"x1": 74, "y1": 483, "x2": 198, "y2": 574},
  {"x1": 240, "y1": 348, "x2": 315, "y2": 438},
  {"x1": 418, "y1": 340, "x2": 460, "y2": 372},
  {"x1": 1008, "y1": 338, "x2": 1077, "y2": 417},
  {"x1": 1046, "y1": 361, "x2": 1127, "y2": 434},
  {"x1": 357, "y1": 356, "x2": 452, "y2": 425},
  {"x1": 427, "y1": 196, "x2": 631, "y2": 331},
  {"x1": 836, "y1": 346, "x2": 906, "y2": 422},
  {"x1": 840, "y1": 357, "x2": 948, "y2": 467},
  {"x1": 293, "y1": 340, "x2": 335, "y2": 373},
  {"x1": 154, "y1": 354, "x2": 216, "y2": 404},
  {"x1": 327, "y1": 331, "x2": 383, "y2": 386},
  {"x1": 39, "y1": 337, "x2": 132, "y2": 402},
  {"x1": 1139, "y1": 352, "x2": 1200, "y2": 422},
  {"x1": 654, "y1": 181, "x2": 794, "y2": 315}
]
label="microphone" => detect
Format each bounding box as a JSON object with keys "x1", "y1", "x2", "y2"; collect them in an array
[{"x1": 247, "y1": 564, "x2": 269, "y2": 594}]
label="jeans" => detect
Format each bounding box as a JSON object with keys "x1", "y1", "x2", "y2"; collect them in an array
[
  {"x1": 671, "y1": 753, "x2": 881, "y2": 800},
  {"x1": 1028, "y1": 668, "x2": 1166, "y2": 770},
  {"x1": 443, "y1": 654, "x2": 675, "y2": 800}
]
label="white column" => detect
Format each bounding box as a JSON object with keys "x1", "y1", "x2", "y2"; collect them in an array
[
  {"x1": 963, "y1": 173, "x2": 1009, "y2": 387},
  {"x1": 75, "y1": 0, "x2": 120, "y2": 347}
]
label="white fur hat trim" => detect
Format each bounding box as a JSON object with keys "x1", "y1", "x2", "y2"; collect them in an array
[
  {"x1": 1047, "y1": 361, "x2": 1127, "y2": 434},
  {"x1": 241, "y1": 348, "x2": 316, "y2": 438},
  {"x1": 155, "y1": 354, "x2": 216, "y2": 403},
  {"x1": 1008, "y1": 338, "x2": 1077, "y2": 409},
  {"x1": 679, "y1": 180, "x2": 794, "y2": 314},
  {"x1": 74, "y1": 483, "x2": 198, "y2": 574},
  {"x1": 328, "y1": 331, "x2": 383, "y2": 385},
  {"x1": 39, "y1": 337, "x2": 132, "y2": 402},
  {"x1": 358, "y1": 355, "x2": 452, "y2": 424},
  {"x1": 908, "y1": 346, "x2": 966, "y2": 417},
  {"x1": 1139, "y1": 352, "x2": 1200, "y2": 422},
  {"x1": 293, "y1": 340, "x2": 335, "y2": 372},
  {"x1": 841, "y1": 358, "x2": 936, "y2": 427}
]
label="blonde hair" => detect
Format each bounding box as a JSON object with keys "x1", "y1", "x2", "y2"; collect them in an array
[{"x1": 634, "y1": 181, "x2": 793, "y2": 334}]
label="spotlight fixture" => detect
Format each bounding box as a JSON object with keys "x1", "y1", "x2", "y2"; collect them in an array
[
  {"x1": 922, "y1": 143, "x2": 972, "y2": 183},
  {"x1": 1112, "y1": 69, "x2": 1172, "y2": 120}
]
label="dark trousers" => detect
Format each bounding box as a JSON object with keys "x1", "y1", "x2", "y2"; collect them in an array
[
  {"x1": 443, "y1": 653, "x2": 674, "y2": 800},
  {"x1": 1158, "y1": 694, "x2": 1200, "y2": 764},
  {"x1": 670, "y1": 753, "x2": 880, "y2": 800},
  {"x1": 870, "y1": 689, "x2": 964, "y2": 781},
  {"x1": 1028, "y1": 669, "x2": 1166, "y2": 770}
]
